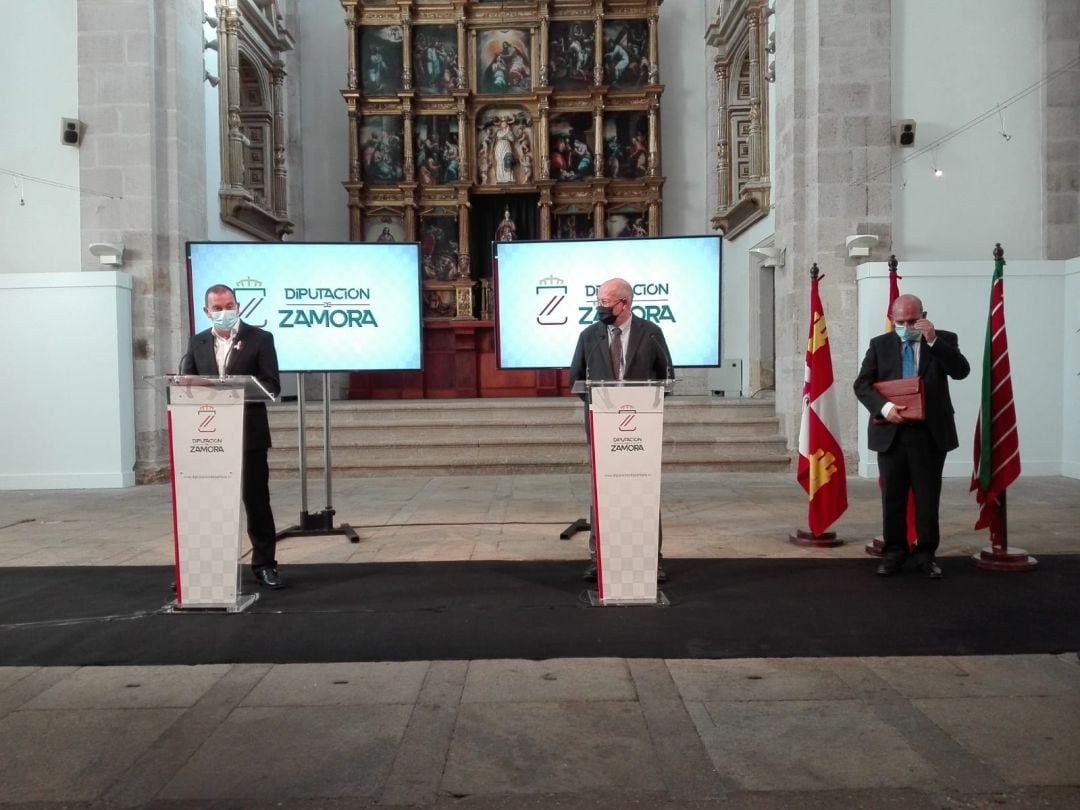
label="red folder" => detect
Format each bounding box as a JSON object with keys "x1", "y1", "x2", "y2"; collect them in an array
[{"x1": 872, "y1": 377, "x2": 925, "y2": 421}]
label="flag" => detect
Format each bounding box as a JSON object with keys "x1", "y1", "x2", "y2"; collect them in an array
[
  {"x1": 971, "y1": 247, "x2": 1021, "y2": 536},
  {"x1": 797, "y1": 270, "x2": 848, "y2": 535}
]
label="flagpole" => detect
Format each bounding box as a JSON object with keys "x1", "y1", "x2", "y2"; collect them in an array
[
  {"x1": 971, "y1": 244, "x2": 1036, "y2": 572},
  {"x1": 791, "y1": 262, "x2": 845, "y2": 548}
]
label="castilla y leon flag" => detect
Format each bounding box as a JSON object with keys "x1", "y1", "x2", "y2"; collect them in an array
[
  {"x1": 797, "y1": 270, "x2": 848, "y2": 535},
  {"x1": 971, "y1": 247, "x2": 1021, "y2": 536}
]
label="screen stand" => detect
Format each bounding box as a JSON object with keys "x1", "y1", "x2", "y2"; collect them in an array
[
  {"x1": 277, "y1": 372, "x2": 359, "y2": 544},
  {"x1": 559, "y1": 517, "x2": 589, "y2": 540}
]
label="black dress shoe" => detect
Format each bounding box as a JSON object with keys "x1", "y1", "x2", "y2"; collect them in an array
[
  {"x1": 583, "y1": 562, "x2": 597, "y2": 582},
  {"x1": 922, "y1": 560, "x2": 943, "y2": 579},
  {"x1": 876, "y1": 560, "x2": 903, "y2": 576},
  {"x1": 656, "y1": 563, "x2": 668, "y2": 583},
  {"x1": 255, "y1": 567, "x2": 286, "y2": 589}
]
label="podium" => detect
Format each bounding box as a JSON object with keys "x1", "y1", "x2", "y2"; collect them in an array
[
  {"x1": 577, "y1": 379, "x2": 671, "y2": 606},
  {"x1": 163, "y1": 374, "x2": 275, "y2": 612}
]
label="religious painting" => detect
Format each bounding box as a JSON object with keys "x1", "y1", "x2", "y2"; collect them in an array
[
  {"x1": 602, "y1": 20, "x2": 649, "y2": 88},
  {"x1": 359, "y1": 116, "x2": 404, "y2": 186},
  {"x1": 419, "y1": 215, "x2": 461, "y2": 282},
  {"x1": 602, "y1": 112, "x2": 649, "y2": 179},
  {"x1": 412, "y1": 25, "x2": 460, "y2": 95},
  {"x1": 548, "y1": 113, "x2": 594, "y2": 182},
  {"x1": 414, "y1": 116, "x2": 461, "y2": 186},
  {"x1": 476, "y1": 108, "x2": 533, "y2": 186},
  {"x1": 549, "y1": 21, "x2": 595, "y2": 90},
  {"x1": 605, "y1": 211, "x2": 648, "y2": 239},
  {"x1": 360, "y1": 26, "x2": 404, "y2": 96},
  {"x1": 553, "y1": 212, "x2": 594, "y2": 241},
  {"x1": 363, "y1": 214, "x2": 405, "y2": 244},
  {"x1": 477, "y1": 29, "x2": 532, "y2": 94}
]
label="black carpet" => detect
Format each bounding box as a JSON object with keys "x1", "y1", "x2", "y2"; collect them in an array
[{"x1": 1, "y1": 557, "x2": 1078, "y2": 666}]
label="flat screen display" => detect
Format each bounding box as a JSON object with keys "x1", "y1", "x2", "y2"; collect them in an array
[
  {"x1": 186, "y1": 241, "x2": 422, "y2": 373},
  {"x1": 494, "y1": 235, "x2": 721, "y2": 369}
]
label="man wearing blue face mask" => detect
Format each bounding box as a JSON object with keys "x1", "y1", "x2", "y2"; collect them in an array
[
  {"x1": 181, "y1": 284, "x2": 285, "y2": 589},
  {"x1": 854, "y1": 294, "x2": 970, "y2": 579}
]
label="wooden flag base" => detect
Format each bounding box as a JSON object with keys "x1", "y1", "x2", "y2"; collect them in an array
[
  {"x1": 972, "y1": 546, "x2": 1038, "y2": 572},
  {"x1": 790, "y1": 529, "x2": 844, "y2": 548},
  {"x1": 865, "y1": 537, "x2": 884, "y2": 557}
]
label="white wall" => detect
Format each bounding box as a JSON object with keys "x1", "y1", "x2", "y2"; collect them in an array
[
  {"x1": 661, "y1": 0, "x2": 710, "y2": 237},
  {"x1": 0, "y1": 272, "x2": 135, "y2": 488},
  {"x1": 296, "y1": 0, "x2": 349, "y2": 241},
  {"x1": 855, "y1": 258, "x2": 1072, "y2": 480},
  {"x1": 0, "y1": 0, "x2": 81, "y2": 272},
  {"x1": 1063, "y1": 257, "x2": 1080, "y2": 478},
  {"x1": 891, "y1": 0, "x2": 1044, "y2": 259}
]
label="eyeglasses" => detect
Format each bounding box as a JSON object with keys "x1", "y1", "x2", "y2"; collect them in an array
[{"x1": 596, "y1": 298, "x2": 626, "y2": 307}]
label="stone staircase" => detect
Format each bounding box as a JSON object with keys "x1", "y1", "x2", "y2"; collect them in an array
[{"x1": 266, "y1": 395, "x2": 792, "y2": 477}]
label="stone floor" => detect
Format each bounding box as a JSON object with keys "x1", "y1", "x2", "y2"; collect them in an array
[{"x1": 1, "y1": 472, "x2": 1078, "y2": 808}]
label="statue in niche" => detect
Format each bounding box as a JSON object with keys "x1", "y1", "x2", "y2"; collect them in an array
[
  {"x1": 493, "y1": 116, "x2": 516, "y2": 183},
  {"x1": 495, "y1": 206, "x2": 517, "y2": 242},
  {"x1": 476, "y1": 110, "x2": 533, "y2": 186}
]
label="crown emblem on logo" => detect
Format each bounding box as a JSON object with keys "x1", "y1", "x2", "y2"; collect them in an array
[{"x1": 234, "y1": 276, "x2": 263, "y2": 289}]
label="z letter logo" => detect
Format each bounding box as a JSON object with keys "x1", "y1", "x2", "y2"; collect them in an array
[
  {"x1": 234, "y1": 276, "x2": 268, "y2": 327},
  {"x1": 618, "y1": 413, "x2": 637, "y2": 432},
  {"x1": 535, "y1": 277, "x2": 568, "y2": 325},
  {"x1": 197, "y1": 405, "x2": 216, "y2": 433}
]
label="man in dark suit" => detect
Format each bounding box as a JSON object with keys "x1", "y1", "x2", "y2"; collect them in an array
[
  {"x1": 854, "y1": 294, "x2": 970, "y2": 579},
  {"x1": 569, "y1": 277, "x2": 672, "y2": 583},
  {"x1": 181, "y1": 284, "x2": 285, "y2": 589}
]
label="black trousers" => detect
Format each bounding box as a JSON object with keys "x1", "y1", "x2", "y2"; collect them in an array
[
  {"x1": 877, "y1": 424, "x2": 946, "y2": 563},
  {"x1": 242, "y1": 449, "x2": 277, "y2": 571}
]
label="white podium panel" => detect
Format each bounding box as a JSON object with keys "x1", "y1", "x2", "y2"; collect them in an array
[
  {"x1": 589, "y1": 383, "x2": 666, "y2": 605},
  {"x1": 168, "y1": 383, "x2": 248, "y2": 610}
]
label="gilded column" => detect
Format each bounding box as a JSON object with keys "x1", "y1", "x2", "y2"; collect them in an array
[
  {"x1": 457, "y1": 104, "x2": 469, "y2": 182},
  {"x1": 647, "y1": 201, "x2": 660, "y2": 236},
  {"x1": 270, "y1": 61, "x2": 288, "y2": 218},
  {"x1": 593, "y1": 12, "x2": 604, "y2": 86},
  {"x1": 456, "y1": 17, "x2": 467, "y2": 90},
  {"x1": 457, "y1": 200, "x2": 471, "y2": 278},
  {"x1": 539, "y1": 188, "x2": 552, "y2": 240},
  {"x1": 538, "y1": 96, "x2": 550, "y2": 180},
  {"x1": 403, "y1": 102, "x2": 415, "y2": 180},
  {"x1": 401, "y1": 19, "x2": 413, "y2": 90},
  {"x1": 349, "y1": 188, "x2": 363, "y2": 241},
  {"x1": 593, "y1": 106, "x2": 603, "y2": 178},
  {"x1": 347, "y1": 100, "x2": 361, "y2": 182},
  {"x1": 648, "y1": 10, "x2": 659, "y2": 83},
  {"x1": 345, "y1": 3, "x2": 358, "y2": 90},
  {"x1": 647, "y1": 100, "x2": 659, "y2": 178},
  {"x1": 538, "y1": 10, "x2": 550, "y2": 87}
]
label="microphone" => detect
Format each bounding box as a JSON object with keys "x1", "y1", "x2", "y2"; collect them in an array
[{"x1": 177, "y1": 351, "x2": 193, "y2": 375}]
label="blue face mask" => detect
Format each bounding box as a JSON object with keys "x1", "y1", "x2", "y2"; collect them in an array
[
  {"x1": 895, "y1": 324, "x2": 920, "y2": 343},
  {"x1": 210, "y1": 309, "x2": 239, "y2": 331}
]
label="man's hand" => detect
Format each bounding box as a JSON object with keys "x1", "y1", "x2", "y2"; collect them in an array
[
  {"x1": 885, "y1": 404, "x2": 907, "y2": 424},
  {"x1": 915, "y1": 318, "x2": 936, "y2": 344}
]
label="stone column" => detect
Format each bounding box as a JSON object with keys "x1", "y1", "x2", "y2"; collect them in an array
[
  {"x1": 771, "y1": 0, "x2": 893, "y2": 456},
  {"x1": 78, "y1": 0, "x2": 209, "y2": 479},
  {"x1": 1044, "y1": 0, "x2": 1080, "y2": 258},
  {"x1": 714, "y1": 59, "x2": 730, "y2": 211},
  {"x1": 270, "y1": 60, "x2": 288, "y2": 218}
]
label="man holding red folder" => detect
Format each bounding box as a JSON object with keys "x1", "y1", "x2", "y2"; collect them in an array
[{"x1": 854, "y1": 294, "x2": 970, "y2": 578}]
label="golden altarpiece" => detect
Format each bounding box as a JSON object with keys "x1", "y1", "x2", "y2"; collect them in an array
[{"x1": 341, "y1": 0, "x2": 665, "y2": 398}]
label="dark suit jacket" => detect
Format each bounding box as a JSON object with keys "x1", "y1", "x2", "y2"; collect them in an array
[
  {"x1": 568, "y1": 314, "x2": 672, "y2": 397},
  {"x1": 853, "y1": 329, "x2": 970, "y2": 454},
  {"x1": 180, "y1": 322, "x2": 281, "y2": 451}
]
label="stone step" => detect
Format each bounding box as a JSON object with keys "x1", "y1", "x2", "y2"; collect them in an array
[
  {"x1": 266, "y1": 395, "x2": 792, "y2": 477},
  {"x1": 270, "y1": 418, "x2": 783, "y2": 446}
]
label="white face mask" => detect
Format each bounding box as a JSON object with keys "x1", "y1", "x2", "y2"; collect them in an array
[{"x1": 210, "y1": 309, "x2": 239, "y2": 331}]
